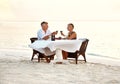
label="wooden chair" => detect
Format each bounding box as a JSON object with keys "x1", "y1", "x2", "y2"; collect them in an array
[
  {"x1": 30, "y1": 37, "x2": 54, "y2": 63},
  {"x1": 67, "y1": 39, "x2": 89, "y2": 64}
]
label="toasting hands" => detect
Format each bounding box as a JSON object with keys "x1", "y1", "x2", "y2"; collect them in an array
[
  {"x1": 51, "y1": 31, "x2": 58, "y2": 35},
  {"x1": 60, "y1": 31, "x2": 65, "y2": 36}
]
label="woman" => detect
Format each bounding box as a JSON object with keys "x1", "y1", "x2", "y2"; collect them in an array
[
  {"x1": 61, "y1": 23, "x2": 77, "y2": 40},
  {"x1": 61, "y1": 23, "x2": 77, "y2": 59}
]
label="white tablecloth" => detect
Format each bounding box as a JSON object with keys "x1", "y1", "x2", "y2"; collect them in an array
[
  {"x1": 29, "y1": 39, "x2": 86, "y2": 64},
  {"x1": 29, "y1": 40, "x2": 85, "y2": 56}
]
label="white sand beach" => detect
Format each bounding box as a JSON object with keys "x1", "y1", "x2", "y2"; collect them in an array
[{"x1": 0, "y1": 49, "x2": 120, "y2": 84}]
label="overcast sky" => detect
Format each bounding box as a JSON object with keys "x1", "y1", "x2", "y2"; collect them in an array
[{"x1": 0, "y1": 0, "x2": 120, "y2": 21}]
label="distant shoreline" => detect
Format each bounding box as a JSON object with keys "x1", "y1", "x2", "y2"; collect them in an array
[{"x1": 0, "y1": 48, "x2": 120, "y2": 67}]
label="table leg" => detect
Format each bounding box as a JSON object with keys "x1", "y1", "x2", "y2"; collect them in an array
[
  {"x1": 50, "y1": 48, "x2": 69, "y2": 64},
  {"x1": 55, "y1": 48, "x2": 63, "y2": 61}
]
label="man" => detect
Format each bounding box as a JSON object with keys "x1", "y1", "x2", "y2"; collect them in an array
[
  {"x1": 37, "y1": 21, "x2": 56, "y2": 62},
  {"x1": 37, "y1": 21, "x2": 51, "y2": 40},
  {"x1": 37, "y1": 21, "x2": 57, "y2": 40}
]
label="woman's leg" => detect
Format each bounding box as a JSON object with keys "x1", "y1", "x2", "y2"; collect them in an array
[{"x1": 62, "y1": 50, "x2": 68, "y2": 59}]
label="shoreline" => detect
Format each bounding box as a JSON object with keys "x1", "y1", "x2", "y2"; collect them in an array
[{"x1": 0, "y1": 48, "x2": 120, "y2": 66}]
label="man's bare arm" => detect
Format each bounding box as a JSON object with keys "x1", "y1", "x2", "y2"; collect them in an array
[
  {"x1": 42, "y1": 31, "x2": 57, "y2": 40},
  {"x1": 42, "y1": 35, "x2": 50, "y2": 40}
]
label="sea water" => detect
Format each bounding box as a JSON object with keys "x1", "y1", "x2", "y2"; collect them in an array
[{"x1": 0, "y1": 21, "x2": 120, "y2": 60}]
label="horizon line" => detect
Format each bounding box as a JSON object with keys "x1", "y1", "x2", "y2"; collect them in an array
[{"x1": 1, "y1": 19, "x2": 120, "y2": 22}]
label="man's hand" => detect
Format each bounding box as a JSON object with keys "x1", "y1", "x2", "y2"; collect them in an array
[
  {"x1": 42, "y1": 35, "x2": 50, "y2": 40},
  {"x1": 52, "y1": 31, "x2": 57, "y2": 35}
]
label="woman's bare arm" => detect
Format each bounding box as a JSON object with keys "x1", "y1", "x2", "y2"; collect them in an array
[{"x1": 67, "y1": 32, "x2": 77, "y2": 40}]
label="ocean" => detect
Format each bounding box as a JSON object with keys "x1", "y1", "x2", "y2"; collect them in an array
[{"x1": 0, "y1": 21, "x2": 120, "y2": 60}]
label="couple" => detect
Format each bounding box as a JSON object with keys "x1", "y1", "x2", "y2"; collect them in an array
[
  {"x1": 37, "y1": 21, "x2": 77, "y2": 60},
  {"x1": 37, "y1": 21, "x2": 77, "y2": 40}
]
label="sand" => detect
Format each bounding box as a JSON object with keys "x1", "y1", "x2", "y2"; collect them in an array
[{"x1": 0, "y1": 49, "x2": 120, "y2": 84}]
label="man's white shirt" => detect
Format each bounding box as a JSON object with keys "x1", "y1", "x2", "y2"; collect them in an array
[
  {"x1": 37, "y1": 29, "x2": 51, "y2": 40},
  {"x1": 36, "y1": 29, "x2": 55, "y2": 55}
]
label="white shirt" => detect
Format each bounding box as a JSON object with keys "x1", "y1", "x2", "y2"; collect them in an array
[{"x1": 37, "y1": 29, "x2": 51, "y2": 40}]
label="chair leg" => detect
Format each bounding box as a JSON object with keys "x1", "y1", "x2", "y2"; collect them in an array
[
  {"x1": 31, "y1": 52, "x2": 35, "y2": 61},
  {"x1": 75, "y1": 56, "x2": 78, "y2": 64},
  {"x1": 38, "y1": 53, "x2": 42, "y2": 62},
  {"x1": 38, "y1": 56, "x2": 40, "y2": 62},
  {"x1": 82, "y1": 53, "x2": 86, "y2": 62}
]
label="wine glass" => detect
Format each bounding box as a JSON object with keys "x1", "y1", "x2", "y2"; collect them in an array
[
  {"x1": 60, "y1": 31, "x2": 63, "y2": 35},
  {"x1": 56, "y1": 31, "x2": 58, "y2": 34}
]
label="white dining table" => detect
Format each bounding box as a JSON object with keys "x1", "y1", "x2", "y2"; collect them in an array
[{"x1": 29, "y1": 39, "x2": 85, "y2": 64}]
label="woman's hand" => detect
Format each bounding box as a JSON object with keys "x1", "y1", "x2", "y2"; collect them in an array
[{"x1": 60, "y1": 31, "x2": 65, "y2": 36}]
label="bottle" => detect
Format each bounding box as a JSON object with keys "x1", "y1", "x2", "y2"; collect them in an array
[{"x1": 51, "y1": 33, "x2": 55, "y2": 41}]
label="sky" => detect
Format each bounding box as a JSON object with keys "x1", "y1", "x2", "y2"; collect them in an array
[{"x1": 0, "y1": 0, "x2": 120, "y2": 22}]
